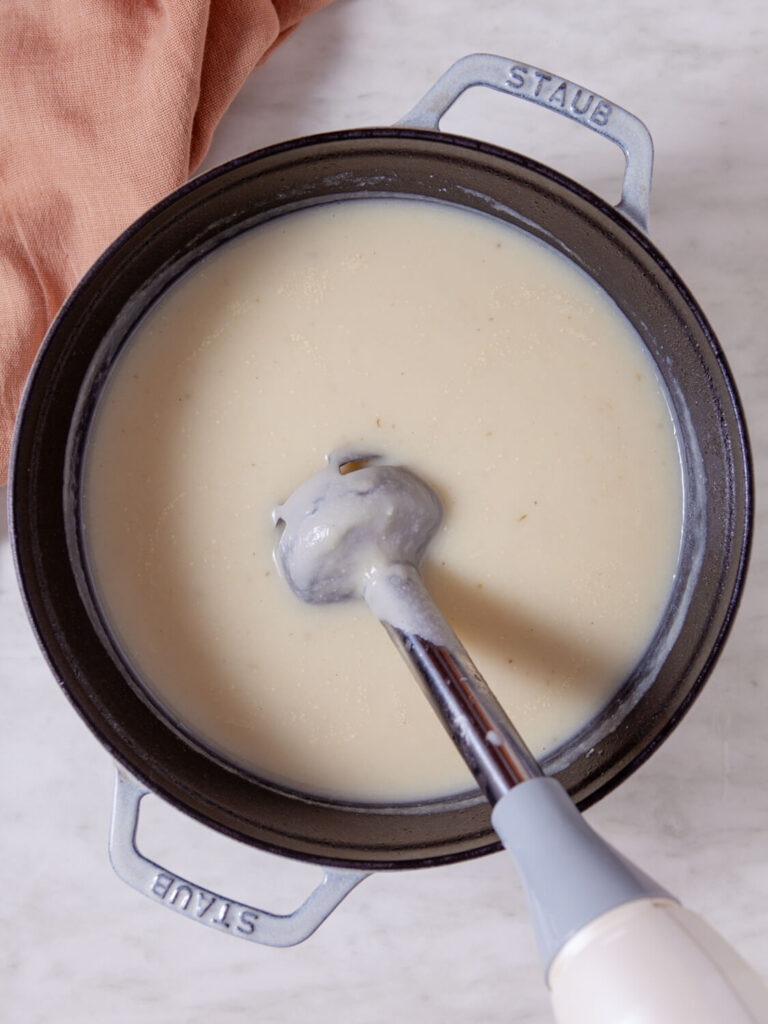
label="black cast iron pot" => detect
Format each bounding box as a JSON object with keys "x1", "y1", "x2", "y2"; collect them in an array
[{"x1": 9, "y1": 55, "x2": 751, "y2": 944}]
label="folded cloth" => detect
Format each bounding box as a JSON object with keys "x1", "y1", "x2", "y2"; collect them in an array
[{"x1": 0, "y1": 0, "x2": 334, "y2": 485}]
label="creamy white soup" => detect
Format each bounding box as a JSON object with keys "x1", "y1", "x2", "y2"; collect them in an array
[{"x1": 83, "y1": 198, "x2": 682, "y2": 803}]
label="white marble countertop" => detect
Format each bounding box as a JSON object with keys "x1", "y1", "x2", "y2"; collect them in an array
[{"x1": 2, "y1": 2, "x2": 767, "y2": 1021}]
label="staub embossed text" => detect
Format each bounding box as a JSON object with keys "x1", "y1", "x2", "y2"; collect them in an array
[
  {"x1": 151, "y1": 872, "x2": 260, "y2": 935},
  {"x1": 505, "y1": 64, "x2": 612, "y2": 126}
]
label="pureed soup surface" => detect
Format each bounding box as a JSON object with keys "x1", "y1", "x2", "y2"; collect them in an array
[{"x1": 83, "y1": 198, "x2": 682, "y2": 803}]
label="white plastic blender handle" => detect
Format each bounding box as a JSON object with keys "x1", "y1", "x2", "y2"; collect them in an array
[
  {"x1": 549, "y1": 899, "x2": 768, "y2": 1023},
  {"x1": 492, "y1": 779, "x2": 768, "y2": 1022}
]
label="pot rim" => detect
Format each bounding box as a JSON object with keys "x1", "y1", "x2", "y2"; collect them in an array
[{"x1": 9, "y1": 125, "x2": 754, "y2": 870}]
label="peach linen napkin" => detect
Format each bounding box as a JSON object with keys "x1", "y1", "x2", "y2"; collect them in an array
[{"x1": 0, "y1": 0, "x2": 334, "y2": 485}]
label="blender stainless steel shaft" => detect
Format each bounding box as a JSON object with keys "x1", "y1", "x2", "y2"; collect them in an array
[{"x1": 378, "y1": 572, "x2": 541, "y2": 803}]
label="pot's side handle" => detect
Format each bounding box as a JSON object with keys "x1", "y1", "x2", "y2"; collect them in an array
[
  {"x1": 109, "y1": 768, "x2": 369, "y2": 946},
  {"x1": 397, "y1": 53, "x2": 653, "y2": 233}
]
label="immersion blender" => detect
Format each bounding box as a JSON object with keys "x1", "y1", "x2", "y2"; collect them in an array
[{"x1": 273, "y1": 452, "x2": 768, "y2": 1023}]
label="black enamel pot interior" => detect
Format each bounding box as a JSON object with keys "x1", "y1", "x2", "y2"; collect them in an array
[{"x1": 9, "y1": 128, "x2": 752, "y2": 871}]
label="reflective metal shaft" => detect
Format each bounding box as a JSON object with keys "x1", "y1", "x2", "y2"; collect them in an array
[{"x1": 378, "y1": 575, "x2": 542, "y2": 805}]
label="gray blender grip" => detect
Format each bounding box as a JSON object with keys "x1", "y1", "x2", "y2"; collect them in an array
[
  {"x1": 491, "y1": 776, "x2": 671, "y2": 973},
  {"x1": 109, "y1": 768, "x2": 369, "y2": 946},
  {"x1": 398, "y1": 53, "x2": 653, "y2": 232}
]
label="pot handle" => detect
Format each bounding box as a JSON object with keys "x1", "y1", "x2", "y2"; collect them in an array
[
  {"x1": 109, "y1": 768, "x2": 369, "y2": 946},
  {"x1": 398, "y1": 53, "x2": 653, "y2": 233}
]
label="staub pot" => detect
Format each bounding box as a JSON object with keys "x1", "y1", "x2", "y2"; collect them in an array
[{"x1": 9, "y1": 55, "x2": 751, "y2": 945}]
